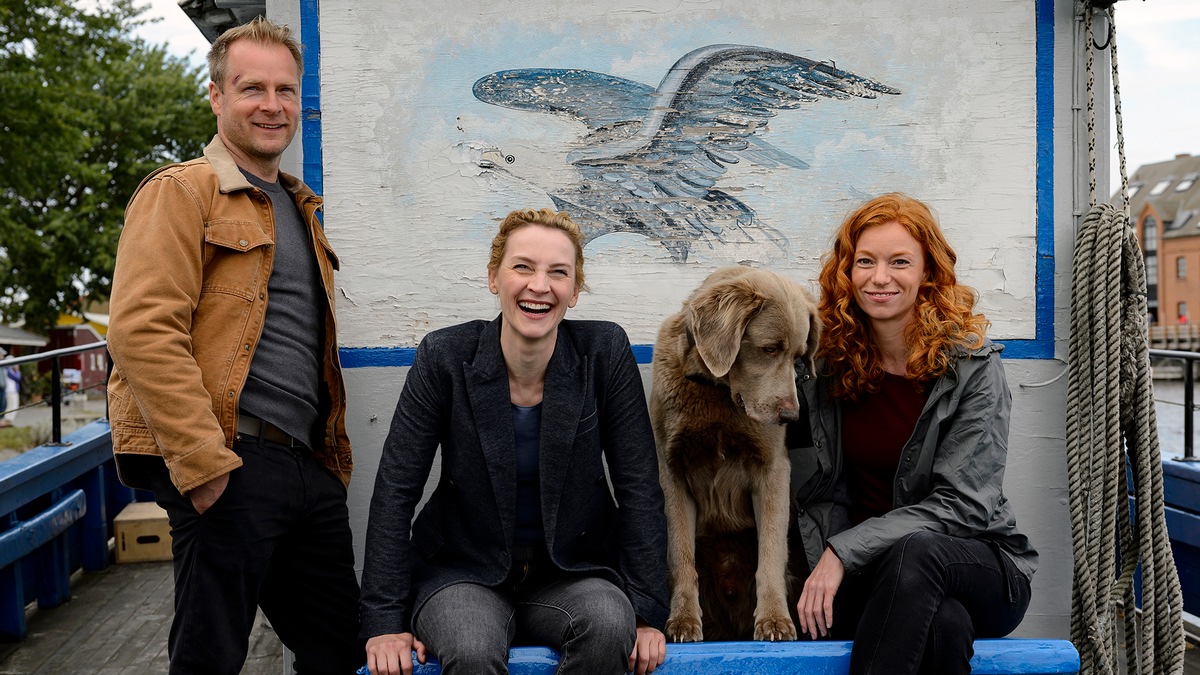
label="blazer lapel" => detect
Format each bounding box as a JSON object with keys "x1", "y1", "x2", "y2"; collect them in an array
[
  {"x1": 464, "y1": 316, "x2": 517, "y2": 543},
  {"x1": 538, "y1": 323, "x2": 587, "y2": 544}
]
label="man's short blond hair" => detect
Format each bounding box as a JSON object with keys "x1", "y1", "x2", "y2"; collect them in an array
[{"x1": 208, "y1": 16, "x2": 304, "y2": 90}]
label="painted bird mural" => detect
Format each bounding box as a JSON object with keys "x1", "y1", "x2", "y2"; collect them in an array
[{"x1": 472, "y1": 44, "x2": 900, "y2": 262}]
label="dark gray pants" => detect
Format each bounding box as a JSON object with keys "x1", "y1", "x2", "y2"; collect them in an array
[
  {"x1": 149, "y1": 437, "x2": 363, "y2": 675},
  {"x1": 414, "y1": 574, "x2": 635, "y2": 675},
  {"x1": 834, "y1": 531, "x2": 1032, "y2": 675}
]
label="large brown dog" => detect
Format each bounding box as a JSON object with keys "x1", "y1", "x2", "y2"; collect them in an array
[{"x1": 650, "y1": 265, "x2": 818, "y2": 642}]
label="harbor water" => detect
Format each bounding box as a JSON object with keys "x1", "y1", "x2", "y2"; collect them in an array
[{"x1": 1154, "y1": 379, "x2": 1200, "y2": 461}]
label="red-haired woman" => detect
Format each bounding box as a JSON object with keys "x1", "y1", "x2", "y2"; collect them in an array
[{"x1": 792, "y1": 193, "x2": 1037, "y2": 675}]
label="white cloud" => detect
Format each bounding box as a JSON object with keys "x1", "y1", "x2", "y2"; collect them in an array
[
  {"x1": 74, "y1": 0, "x2": 210, "y2": 68},
  {"x1": 132, "y1": 0, "x2": 211, "y2": 67},
  {"x1": 1107, "y1": 0, "x2": 1200, "y2": 189},
  {"x1": 1114, "y1": 0, "x2": 1200, "y2": 28}
]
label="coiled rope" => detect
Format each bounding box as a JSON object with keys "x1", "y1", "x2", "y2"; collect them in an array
[{"x1": 1066, "y1": 3, "x2": 1185, "y2": 673}]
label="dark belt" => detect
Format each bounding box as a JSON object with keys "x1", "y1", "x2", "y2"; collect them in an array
[{"x1": 237, "y1": 414, "x2": 303, "y2": 448}]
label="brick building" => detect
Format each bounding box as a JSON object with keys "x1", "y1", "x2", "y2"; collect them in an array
[{"x1": 1120, "y1": 153, "x2": 1200, "y2": 325}]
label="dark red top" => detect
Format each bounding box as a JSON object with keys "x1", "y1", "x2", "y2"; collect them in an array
[{"x1": 841, "y1": 372, "x2": 927, "y2": 525}]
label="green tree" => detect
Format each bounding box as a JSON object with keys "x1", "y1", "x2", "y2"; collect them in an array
[{"x1": 0, "y1": 0, "x2": 214, "y2": 334}]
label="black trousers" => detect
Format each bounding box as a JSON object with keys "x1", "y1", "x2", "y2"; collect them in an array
[
  {"x1": 832, "y1": 531, "x2": 1032, "y2": 675},
  {"x1": 149, "y1": 436, "x2": 363, "y2": 675}
]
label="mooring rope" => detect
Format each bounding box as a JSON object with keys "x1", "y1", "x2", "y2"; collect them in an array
[{"x1": 1066, "y1": 4, "x2": 1185, "y2": 674}]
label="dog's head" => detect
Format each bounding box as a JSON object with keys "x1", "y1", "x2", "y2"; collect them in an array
[{"x1": 681, "y1": 266, "x2": 819, "y2": 424}]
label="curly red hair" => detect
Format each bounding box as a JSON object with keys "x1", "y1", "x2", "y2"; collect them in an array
[{"x1": 818, "y1": 193, "x2": 988, "y2": 399}]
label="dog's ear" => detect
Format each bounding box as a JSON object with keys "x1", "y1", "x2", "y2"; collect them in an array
[
  {"x1": 802, "y1": 303, "x2": 821, "y2": 377},
  {"x1": 686, "y1": 278, "x2": 764, "y2": 378}
]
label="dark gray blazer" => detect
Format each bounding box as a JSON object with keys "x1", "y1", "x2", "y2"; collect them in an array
[{"x1": 359, "y1": 317, "x2": 669, "y2": 638}]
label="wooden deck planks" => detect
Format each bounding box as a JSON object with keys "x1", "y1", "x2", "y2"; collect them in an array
[{"x1": 0, "y1": 561, "x2": 282, "y2": 674}]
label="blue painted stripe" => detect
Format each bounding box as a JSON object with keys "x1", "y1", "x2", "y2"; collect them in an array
[
  {"x1": 340, "y1": 345, "x2": 656, "y2": 368},
  {"x1": 340, "y1": 334, "x2": 1036, "y2": 368},
  {"x1": 996, "y1": 338, "x2": 1047, "y2": 360},
  {"x1": 300, "y1": 0, "x2": 322, "y2": 194},
  {"x1": 999, "y1": 0, "x2": 1056, "y2": 360},
  {"x1": 1033, "y1": 0, "x2": 1056, "y2": 358},
  {"x1": 340, "y1": 347, "x2": 416, "y2": 368}
]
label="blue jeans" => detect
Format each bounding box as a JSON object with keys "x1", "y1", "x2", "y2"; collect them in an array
[
  {"x1": 833, "y1": 531, "x2": 1032, "y2": 675},
  {"x1": 414, "y1": 570, "x2": 636, "y2": 675},
  {"x1": 149, "y1": 437, "x2": 364, "y2": 675}
]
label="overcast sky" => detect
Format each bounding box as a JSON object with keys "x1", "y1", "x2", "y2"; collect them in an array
[
  {"x1": 130, "y1": 0, "x2": 210, "y2": 67},
  {"x1": 1101, "y1": 0, "x2": 1200, "y2": 189},
  {"x1": 129, "y1": 0, "x2": 1199, "y2": 192}
]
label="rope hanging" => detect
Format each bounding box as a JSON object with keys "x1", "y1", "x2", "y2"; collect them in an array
[{"x1": 1066, "y1": 3, "x2": 1185, "y2": 674}]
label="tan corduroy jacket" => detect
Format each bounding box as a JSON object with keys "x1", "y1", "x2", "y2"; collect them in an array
[{"x1": 107, "y1": 135, "x2": 352, "y2": 494}]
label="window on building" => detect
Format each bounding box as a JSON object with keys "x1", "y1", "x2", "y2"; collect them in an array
[
  {"x1": 1179, "y1": 302, "x2": 1189, "y2": 325},
  {"x1": 1143, "y1": 217, "x2": 1158, "y2": 252},
  {"x1": 1146, "y1": 253, "x2": 1158, "y2": 281},
  {"x1": 1178, "y1": 174, "x2": 1197, "y2": 192},
  {"x1": 1150, "y1": 179, "x2": 1173, "y2": 196},
  {"x1": 1129, "y1": 183, "x2": 1143, "y2": 197},
  {"x1": 1178, "y1": 256, "x2": 1187, "y2": 279}
]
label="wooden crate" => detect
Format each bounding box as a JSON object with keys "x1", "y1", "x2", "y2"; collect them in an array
[{"x1": 114, "y1": 502, "x2": 172, "y2": 563}]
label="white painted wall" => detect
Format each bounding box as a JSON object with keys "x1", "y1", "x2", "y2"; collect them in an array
[
  {"x1": 268, "y1": 0, "x2": 303, "y2": 175},
  {"x1": 290, "y1": 0, "x2": 1086, "y2": 639},
  {"x1": 318, "y1": 0, "x2": 1041, "y2": 347}
]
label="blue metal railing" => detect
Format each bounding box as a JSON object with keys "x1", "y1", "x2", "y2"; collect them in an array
[{"x1": 0, "y1": 340, "x2": 132, "y2": 640}]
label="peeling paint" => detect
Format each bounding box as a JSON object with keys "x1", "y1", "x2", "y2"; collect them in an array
[{"x1": 319, "y1": 0, "x2": 1040, "y2": 347}]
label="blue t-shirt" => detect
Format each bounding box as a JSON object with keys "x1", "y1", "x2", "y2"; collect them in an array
[{"x1": 512, "y1": 403, "x2": 544, "y2": 547}]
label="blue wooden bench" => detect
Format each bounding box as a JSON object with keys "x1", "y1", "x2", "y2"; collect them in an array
[
  {"x1": 1161, "y1": 458, "x2": 1200, "y2": 614},
  {"x1": 358, "y1": 638, "x2": 1079, "y2": 674},
  {"x1": 0, "y1": 420, "x2": 136, "y2": 640}
]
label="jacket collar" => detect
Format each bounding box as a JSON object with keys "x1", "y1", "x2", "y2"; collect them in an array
[
  {"x1": 464, "y1": 316, "x2": 583, "y2": 380},
  {"x1": 917, "y1": 338, "x2": 1002, "y2": 421},
  {"x1": 202, "y1": 134, "x2": 314, "y2": 199},
  {"x1": 952, "y1": 337, "x2": 1003, "y2": 360},
  {"x1": 802, "y1": 337, "x2": 1002, "y2": 451}
]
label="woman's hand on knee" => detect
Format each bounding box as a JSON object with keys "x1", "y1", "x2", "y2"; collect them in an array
[
  {"x1": 628, "y1": 622, "x2": 666, "y2": 674},
  {"x1": 797, "y1": 547, "x2": 845, "y2": 640},
  {"x1": 365, "y1": 632, "x2": 426, "y2": 675}
]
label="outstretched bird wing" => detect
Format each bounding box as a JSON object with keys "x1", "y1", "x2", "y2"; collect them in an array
[
  {"x1": 569, "y1": 44, "x2": 901, "y2": 187},
  {"x1": 472, "y1": 68, "x2": 654, "y2": 134},
  {"x1": 470, "y1": 45, "x2": 899, "y2": 261}
]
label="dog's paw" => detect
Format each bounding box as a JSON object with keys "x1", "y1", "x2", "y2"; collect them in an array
[
  {"x1": 665, "y1": 614, "x2": 704, "y2": 643},
  {"x1": 753, "y1": 614, "x2": 797, "y2": 642}
]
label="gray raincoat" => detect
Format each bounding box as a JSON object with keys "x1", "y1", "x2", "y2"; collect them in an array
[{"x1": 789, "y1": 340, "x2": 1037, "y2": 582}]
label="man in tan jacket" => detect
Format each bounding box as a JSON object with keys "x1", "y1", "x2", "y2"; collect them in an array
[{"x1": 107, "y1": 16, "x2": 361, "y2": 674}]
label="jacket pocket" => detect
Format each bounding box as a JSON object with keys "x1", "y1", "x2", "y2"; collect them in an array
[
  {"x1": 107, "y1": 384, "x2": 160, "y2": 454},
  {"x1": 201, "y1": 220, "x2": 272, "y2": 300}
]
